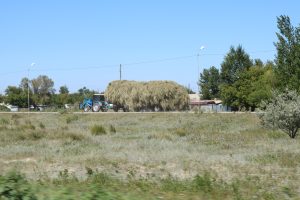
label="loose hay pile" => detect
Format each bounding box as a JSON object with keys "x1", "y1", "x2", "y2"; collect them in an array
[{"x1": 105, "y1": 80, "x2": 190, "y2": 111}]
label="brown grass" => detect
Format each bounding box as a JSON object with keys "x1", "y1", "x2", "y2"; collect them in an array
[{"x1": 0, "y1": 113, "x2": 299, "y2": 198}]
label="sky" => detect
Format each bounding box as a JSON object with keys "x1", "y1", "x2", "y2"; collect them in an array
[{"x1": 0, "y1": 0, "x2": 300, "y2": 94}]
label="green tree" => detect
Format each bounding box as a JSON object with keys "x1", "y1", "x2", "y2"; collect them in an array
[
  {"x1": 31, "y1": 75, "x2": 55, "y2": 105},
  {"x1": 199, "y1": 66, "x2": 220, "y2": 99},
  {"x1": 232, "y1": 63, "x2": 274, "y2": 111},
  {"x1": 19, "y1": 77, "x2": 30, "y2": 91},
  {"x1": 220, "y1": 46, "x2": 253, "y2": 110},
  {"x1": 274, "y1": 15, "x2": 300, "y2": 92},
  {"x1": 4, "y1": 86, "x2": 28, "y2": 107},
  {"x1": 78, "y1": 86, "x2": 95, "y2": 98},
  {"x1": 52, "y1": 85, "x2": 70, "y2": 107},
  {"x1": 220, "y1": 45, "x2": 253, "y2": 85},
  {"x1": 31, "y1": 75, "x2": 55, "y2": 95},
  {"x1": 59, "y1": 85, "x2": 69, "y2": 94},
  {"x1": 184, "y1": 86, "x2": 196, "y2": 94}
]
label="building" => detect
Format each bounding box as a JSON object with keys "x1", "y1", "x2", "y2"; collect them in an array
[{"x1": 188, "y1": 94, "x2": 231, "y2": 112}]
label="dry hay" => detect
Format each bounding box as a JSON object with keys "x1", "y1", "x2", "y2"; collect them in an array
[{"x1": 105, "y1": 80, "x2": 189, "y2": 111}]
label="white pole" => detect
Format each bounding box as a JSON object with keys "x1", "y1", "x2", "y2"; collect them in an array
[
  {"x1": 27, "y1": 68, "x2": 30, "y2": 114},
  {"x1": 197, "y1": 46, "x2": 205, "y2": 94},
  {"x1": 28, "y1": 63, "x2": 35, "y2": 115}
]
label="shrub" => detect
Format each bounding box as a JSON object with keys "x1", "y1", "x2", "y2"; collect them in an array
[
  {"x1": 0, "y1": 118, "x2": 9, "y2": 125},
  {"x1": 91, "y1": 125, "x2": 107, "y2": 135},
  {"x1": 66, "y1": 115, "x2": 79, "y2": 124},
  {"x1": 193, "y1": 172, "x2": 214, "y2": 193},
  {"x1": 174, "y1": 128, "x2": 188, "y2": 137},
  {"x1": 259, "y1": 90, "x2": 300, "y2": 138},
  {"x1": 0, "y1": 171, "x2": 37, "y2": 200},
  {"x1": 109, "y1": 124, "x2": 116, "y2": 133},
  {"x1": 39, "y1": 122, "x2": 45, "y2": 129},
  {"x1": 0, "y1": 105, "x2": 10, "y2": 112}
]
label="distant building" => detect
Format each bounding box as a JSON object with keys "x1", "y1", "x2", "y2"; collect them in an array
[{"x1": 188, "y1": 94, "x2": 231, "y2": 112}]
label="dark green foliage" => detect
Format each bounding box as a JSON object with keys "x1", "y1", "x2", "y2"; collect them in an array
[
  {"x1": 220, "y1": 46, "x2": 253, "y2": 110},
  {"x1": 59, "y1": 85, "x2": 69, "y2": 94},
  {"x1": 275, "y1": 15, "x2": 300, "y2": 92},
  {"x1": 219, "y1": 45, "x2": 274, "y2": 110},
  {"x1": 199, "y1": 66, "x2": 220, "y2": 99},
  {"x1": 222, "y1": 64, "x2": 274, "y2": 110},
  {"x1": 5, "y1": 86, "x2": 29, "y2": 108},
  {"x1": 91, "y1": 125, "x2": 107, "y2": 135},
  {"x1": 0, "y1": 171, "x2": 37, "y2": 200},
  {"x1": 220, "y1": 45, "x2": 253, "y2": 85},
  {"x1": 193, "y1": 172, "x2": 214, "y2": 193},
  {"x1": 0, "y1": 169, "x2": 283, "y2": 199},
  {"x1": 0, "y1": 105, "x2": 10, "y2": 112}
]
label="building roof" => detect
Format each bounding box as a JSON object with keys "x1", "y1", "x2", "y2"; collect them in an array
[{"x1": 188, "y1": 94, "x2": 222, "y2": 105}]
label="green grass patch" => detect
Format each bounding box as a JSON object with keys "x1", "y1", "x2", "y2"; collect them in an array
[
  {"x1": 65, "y1": 115, "x2": 79, "y2": 124},
  {"x1": 91, "y1": 125, "x2": 107, "y2": 135},
  {"x1": 109, "y1": 124, "x2": 116, "y2": 133},
  {"x1": 250, "y1": 151, "x2": 300, "y2": 167}
]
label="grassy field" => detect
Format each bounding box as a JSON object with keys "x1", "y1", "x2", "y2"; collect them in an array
[{"x1": 0, "y1": 112, "x2": 299, "y2": 199}]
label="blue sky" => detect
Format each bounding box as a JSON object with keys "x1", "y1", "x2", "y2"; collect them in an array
[{"x1": 0, "y1": 0, "x2": 299, "y2": 94}]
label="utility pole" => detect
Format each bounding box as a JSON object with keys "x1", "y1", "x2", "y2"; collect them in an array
[
  {"x1": 27, "y1": 68, "x2": 30, "y2": 116},
  {"x1": 119, "y1": 64, "x2": 122, "y2": 80}
]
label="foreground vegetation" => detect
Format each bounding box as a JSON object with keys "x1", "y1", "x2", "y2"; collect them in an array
[{"x1": 0, "y1": 113, "x2": 299, "y2": 199}]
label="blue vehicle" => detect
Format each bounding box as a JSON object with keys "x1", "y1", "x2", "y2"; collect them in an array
[{"x1": 79, "y1": 94, "x2": 113, "y2": 112}]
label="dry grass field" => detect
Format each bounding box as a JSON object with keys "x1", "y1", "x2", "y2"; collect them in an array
[{"x1": 0, "y1": 112, "x2": 299, "y2": 199}]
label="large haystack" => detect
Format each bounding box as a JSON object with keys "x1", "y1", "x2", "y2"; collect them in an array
[{"x1": 105, "y1": 80, "x2": 189, "y2": 111}]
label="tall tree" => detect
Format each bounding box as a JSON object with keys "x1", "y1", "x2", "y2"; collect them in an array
[
  {"x1": 199, "y1": 66, "x2": 220, "y2": 99},
  {"x1": 274, "y1": 15, "x2": 300, "y2": 92},
  {"x1": 31, "y1": 75, "x2": 55, "y2": 95},
  {"x1": 31, "y1": 75, "x2": 55, "y2": 105},
  {"x1": 59, "y1": 85, "x2": 69, "y2": 94},
  {"x1": 19, "y1": 77, "x2": 30, "y2": 91},
  {"x1": 220, "y1": 45, "x2": 253, "y2": 84},
  {"x1": 220, "y1": 61, "x2": 275, "y2": 111},
  {"x1": 4, "y1": 86, "x2": 28, "y2": 107},
  {"x1": 220, "y1": 46, "x2": 253, "y2": 109}
]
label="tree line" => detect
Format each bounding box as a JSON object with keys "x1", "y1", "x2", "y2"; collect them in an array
[
  {"x1": 0, "y1": 75, "x2": 98, "y2": 109},
  {"x1": 198, "y1": 15, "x2": 300, "y2": 111}
]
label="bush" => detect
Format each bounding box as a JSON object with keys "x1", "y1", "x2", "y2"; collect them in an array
[
  {"x1": 91, "y1": 125, "x2": 107, "y2": 135},
  {"x1": 39, "y1": 122, "x2": 45, "y2": 129},
  {"x1": 0, "y1": 171, "x2": 37, "y2": 200},
  {"x1": 0, "y1": 105, "x2": 10, "y2": 112},
  {"x1": 109, "y1": 124, "x2": 116, "y2": 133},
  {"x1": 0, "y1": 118, "x2": 9, "y2": 125},
  {"x1": 66, "y1": 115, "x2": 79, "y2": 124},
  {"x1": 259, "y1": 90, "x2": 300, "y2": 138}
]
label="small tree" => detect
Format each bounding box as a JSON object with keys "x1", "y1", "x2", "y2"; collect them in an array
[{"x1": 259, "y1": 90, "x2": 300, "y2": 138}]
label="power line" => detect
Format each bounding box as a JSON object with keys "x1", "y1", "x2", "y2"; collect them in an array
[
  {"x1": 0, "y1": 49, "x2": 277, "y2": 76},
  {"x1": 122, "y1": 55, "x2": 196, "y2": 66},
  {"x1": 31, "y1": 64, "x2": 118, "y2": 72},
  {"x1": 0, "y1": 70, "x2": 26, "y2": 76}
]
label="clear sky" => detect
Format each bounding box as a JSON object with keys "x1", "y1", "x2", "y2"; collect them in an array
[{"x1": 0, "y1": 0, "x2": 300, "y2": 94}]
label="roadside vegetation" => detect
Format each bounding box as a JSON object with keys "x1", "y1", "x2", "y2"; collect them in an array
[{"x1": 0, "y1": 113, "x2": 299, "y2": 199}]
